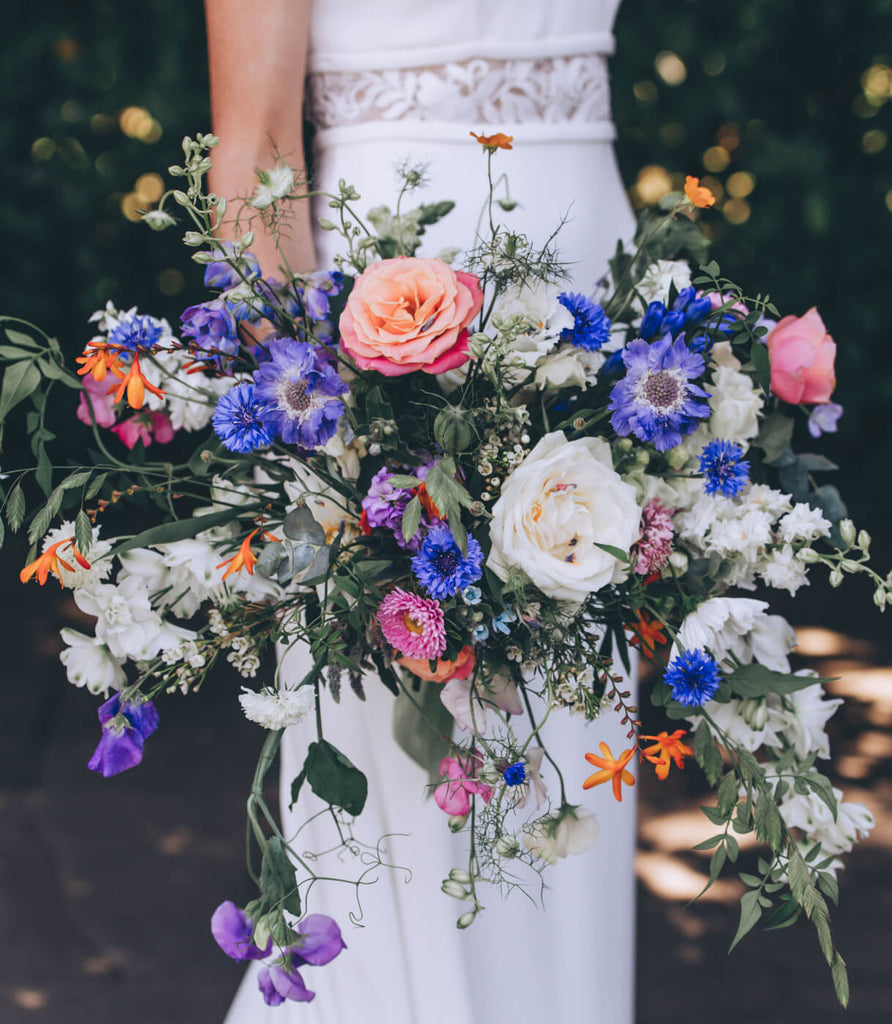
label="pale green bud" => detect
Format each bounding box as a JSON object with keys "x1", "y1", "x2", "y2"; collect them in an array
[
  {"x1": 615, "y1": 437, "x2": 634, "y2": 454},
  {"x1": 665, "y1": 446, "x2": 689, "y2": 470},
  {"x1": 448, "y1": 814, "x2": 468, "y2": 832},
  {"x1": 841, "y1": 559, "x2": 863, "y2": 574},
  {"x1": 829, "y1": 568, "x2": 844, "y2": 588},
  {"x1": 667, "y1": 551, "x2": 689, "y2": 575},
  {"x1": 433, "y1": 406, "x2": 474, "y2": 453},
  {"x1": 839, "y1": 519, "x2": 856, "y2": 547},
  {"x1": 457, "y1": 911, "x2": 477, "y2": 929},
  {"x1": 318, "y1": 218, "x2": 337, "y2": 231},
  {"x1": 740, "y1": 698, "x2": 768, "y2": 730},
  {"x1": 172, "y1": 190, "x2": 190, "y2": 206},
  {"x1": 478, "y1": 762, "x2": 502, "y2": 786},
  {"x1": 191, "y1": 251, "x2": 216, "y2": 264},
  {"x1": 183, "y1": 231, "x2": 205, "y2": 247},
  {"x1": 873, "y1": 587, "x2": 887, "y2": 611},
  {"x1": 241, "y1": 231, "x2": 255, "y2": 248},
  {"x1": 448, "y1": 868, "x2": 472, "y2": 885},
  {"x1": 797, "y1": 547, "x2": 821, "y2": 563},
  {"x1": 441, "y1": 879, "x2": 469, "y2": 900},
  {"x1": 858, "y1": 530, "x2": 871, "y2": 552}
]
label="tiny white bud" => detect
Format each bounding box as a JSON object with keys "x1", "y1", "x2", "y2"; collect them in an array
[
  {"x1": 839, "y1": 519, "x2": 856, "y2": 546},
  {"x1": 318, "y1": 218, "x2": 337, "y2": 231},
  {"x1": 841, "y1": 559, "x2": 863, "y2": 574},
  {"x1": 858, "y1": 530, "x2": 871, "y2": 552},
  {"x1": 183, "y1": 230, "x2": 205, "y2": 247},
  {"x1": 873, "y1": 588, "x2": 887, "y2": 611},
  {"x1": 666, "y1": 551, "x2": 689, "y2": 575},
  {"x1": 829, "y1": 568, "x2": 844, "y2": 588},
  {"x1": 241, "y1": 231, "x2": 255, "y2": 248},
  {"x1": 797, "y1": 547, "x2": 821, "y2": 563},
  {"x1": 172, "y1": 190, "x2": 190, "y2": 206}
]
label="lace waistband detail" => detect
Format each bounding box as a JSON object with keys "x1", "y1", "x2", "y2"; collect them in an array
[{"x1": 307, "y1": 53, "x2": 611, "y2": 130}]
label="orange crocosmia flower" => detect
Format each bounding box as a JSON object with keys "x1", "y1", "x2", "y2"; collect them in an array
[
  {"x1": 684, "y1": 175, "x2": 716, "y2": 209},
  {"x1": 20, "y1": 538, "x2": 89, "y2": 587},
  {"x1": 627, "y1": 609, "x2": 667, "y2": 659},
  {"x1": 77, "y1": 342, "x2": 120, "y2": 383},
  {"x1": 217, "y1": 528, "x2": 279, "y2": 581},
  {"x1": 416, "y1": 482, "x2": 442, "y2": 520},
  {"x1": 583, "y1": 742, "x2": 636, "y2": 802},
  {"x1": 641, "y1": 729, "x2": 694, "y2": 781},
  {"x1": 470, "y1": 131, "x2": 514, "y2": 151},
  {"x1": 108, "y1": 353, "x2": 165, "y2": 410}
]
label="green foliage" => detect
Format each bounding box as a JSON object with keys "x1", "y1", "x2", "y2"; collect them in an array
[{"x1": 303, "y1": 739, "x2": 368, "y2": 817}]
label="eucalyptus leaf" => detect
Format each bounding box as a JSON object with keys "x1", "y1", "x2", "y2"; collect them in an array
[{"x1": 283, "y1": 504, "x2": 327, "y2": 545}]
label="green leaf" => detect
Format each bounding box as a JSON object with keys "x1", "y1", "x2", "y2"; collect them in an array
[
  {"x1": 818, "y1": 872, "x2": 839, "y2": 906},
  {"x1": 401, "y1": 494, "x2": 422, "y2": 544},
  {"x1": 750, "y1": 339, "x2": 771, "y2": 395},
  {"x1": 392, "y1": 679, "x2": 454, "y2": 784},
  {"x1": 2, "y1": 328, "x2": 42, "y2": 350},
  {"x1": 717, "y1": 771, "x2": 739, "y2": 817},
  {"x1": 692, "y1": 835, "x2": 724, "y2": 851},
  {"x1": 304, "y1": 739, "x2": 368, "y2": 817},
  {"x1": 727, "y1": 663, "x2": 835, "y2": 699},
  {"x1": 593, "y1": 541, "x2": 630, "y2": 563},
  {"x1": 259, "y1": 836, "x2": 302, "y2": 916},
  {"x1": 752, "y1": 411, "x2": 794, "y2": 463},
  {"x1": 0, "y1": 345, "x2": 35, "y2": 361},
  {"x1": 693, "y1": 724, "x2": 724, "y2": 785},
  {"x1": 753, "y1": 792, "x2": 784, "y2": 852},
  {"x1": 289, "y1": 765, "x2": 308, "y2": 811},
  {"x1": 6, "y1": 483, "x2": 25, "y2": 531},
  {"x1": 0, "y1": 359, "x2": 41, "y2": 425},
  {"x1": 831, "y1": 952, "x2": 850, "y2": 1008},
  {"x1": 700, "y1": 804, "x2": 728, "y2": 826},
  {"x1": 708, "y1": 844, "x2": 726, "y2": 883},
  {"x1": 85, "y1": 473, "x2": 108, "y2": 501},
  {"x1": 75, "y1": 509, "x2": 93, "y2": 555},
  {"x1": 729, "y1": 890, "x2": 762, "y2": 951},
  {"x1": 107, "y1": 505, "x2": 260, "y2": 558}
]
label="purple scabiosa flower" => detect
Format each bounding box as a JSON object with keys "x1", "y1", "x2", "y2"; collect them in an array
[
  {"x1": 210, "y1": 901, "x2": 272, "y2": 961},
  {"x1": 608, "y1": 335, "x2": 711, "y2": 452},
  {"x1": 87, "y1": 693, "x2": 159, "y2": 777},
  {"x1": 212, "y1": 382, "x2": 274, "y2": 453},
  {"x1": 557, "y1": 292, "x2": 611, "y2": 351},
  {"x1": 203, "y1": 243, "x2": 261, "y2": 290},
  {"x1": 180, "y1": 299, "x2": 240, "y2": 371},
  {"x1": 665, "y1": 649, "x2": 722, "y2": 707},
  {"x1": 108, "y1": 314, "x2": 164, "y2": 353},
  {"x1": 412, "y1": 523, "x2": 484, "y2": 599},
  {"x1": 699, "y1": 439, "x2": 750, "y2": 497},
  {"x1": 252, "y1": 338, "x2": 348, "y2": 449},
  {"x1": 808, "y1": 401, "x2": 843, "y2": 439}
]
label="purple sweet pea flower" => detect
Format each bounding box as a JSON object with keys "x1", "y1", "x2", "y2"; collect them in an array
[
  {"x1": 203, "y1": 243, "x2": 261, "y2": 290},
  {"x1": 301, "y1": 271, "x2": 344, "y2": 322},
  {"x1": 261, "y1": 963, "x2": 315, "y2": 1005},
  {"x1": 180, "y1": 299, "x2": 240, "y2": 372},
  {"x1": 290, "y1": 914, "x2": 347, "y2": 966},
  {"x1": 87, "y1": 693, "x2": 159, "y2": 777},
  {"x1": 257, "y1": 966, "x2": 287, "y2": 1006},
  {"x1": 808, "y1": 401, "x2": 843, "y2": 438},
  {"x1": 210, "y1": 901, "x2": 273, "y2": 962}
]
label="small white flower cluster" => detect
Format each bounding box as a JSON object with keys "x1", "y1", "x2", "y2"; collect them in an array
[
  {"x1": 238, "y1": 686, "x2": 314, "y2": 729},
  {"x1": 675, "y1": 485, "x2": 831, "y2": 594},
  {"x1": 227, "y1": 635, "x2": 261, "y2": 679}
]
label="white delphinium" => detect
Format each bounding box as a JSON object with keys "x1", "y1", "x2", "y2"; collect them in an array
[
  {"x1": 691, "y1": 696, "x2": 782, "y2": 753},
  {"x1": 239, "y1": 686, "x2": 314, "y2": 729},
  {"x1": 59, "y1": 628, "x2": 126, "y2": 694},
  {"x1": 73, "y1": 576, "x2": 166, "y2": 661},
  {"x1": 636, "y1": 259, "x2": 692, "y2": 306},
  {"x1": 251, "y1": 163, "x2": 296, "y2": 210},
  {"x1": 759, "y1": 545, "x2": 810, "y2": 596},
  {"x1": 777, "y1": 503, "x2": 832, "y2": 545},
  {"x1": 675, "y1": 597, "x2": 797, "y2": 672},
  {"x1": 41, "y1": 522, "x2": 113, "y2": 590},
  {"x1": 153, "y1": 537, "x2": 225, "y2": 616}
]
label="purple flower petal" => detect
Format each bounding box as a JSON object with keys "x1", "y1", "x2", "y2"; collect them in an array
[
  {"x1": 808, "y1": 401, "x2": 843, "y2": 439},
  {"x1": 210, "y1": 901, "x2": 272, "y2": 962},
  {"x1": 88, "y1": 695, "x2": 159, "y2": 777},
  {"x1": 257, "y1": 966, "x2": 286, "y2": 1006},
  {"x1": 269, "y1": 963, "x2": 315, "y2": 1003},
  {"x1": 290, "y1": 914, "x2": 346, "y2": 966}
]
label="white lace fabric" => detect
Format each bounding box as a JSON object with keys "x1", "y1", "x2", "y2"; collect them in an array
[{"x1": 307, "y1": 53, "x2": 611, "y2": 129}]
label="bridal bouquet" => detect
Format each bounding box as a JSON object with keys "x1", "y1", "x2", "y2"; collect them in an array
[{"x1": 2, "y1": 132, "x2": 884, "y2": 1007}]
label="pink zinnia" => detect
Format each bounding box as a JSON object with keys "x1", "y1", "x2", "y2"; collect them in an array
[
  {"x1": 377, "y1": 588, "x2": 446, "y2": 660},
  {"x1": 634, "y1": 498, "x2": 674, "y2": 576}
]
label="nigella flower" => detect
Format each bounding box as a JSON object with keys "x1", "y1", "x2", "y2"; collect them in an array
[
  {"x1": 212, "y1": 382, "x2": 274, "y2": 453},
  {"x1": 180, "y1": 299, "x2": 240, "y2": 371},
  {"x1": 108, "y1": 313, "x2": 164, "y2": 353},
  {"x1": 377, "y1": 588, "x2": 446, "y2": 660},
  {"x1": 203, "y1": 243, "x2": 261, "y2": 290},
  {"x1": 252, "y1": 338, "x2": 348, "y2": 449},
  {"x1": 557, "y1": 292, "x2": 611, "y2": 351},
  {"x1": 503, "y1": 761, "x2": 527, "y2": 786},
  {"x1": 608, "y1": 334, "x2": 711, "y2": 452},
  {"x1": 87, "y1": 693, "x2": 159, "y2": 777},
  {"x1": 664, "y1": 649, "x2": 722, "y2": 707},
  {"x1": 491, "y1": 608, "x2": 517, "y2": 635},
  {"x1": 412, "y1": 523, "x2": 484, "y2": 600},
  {"x1": 699, "y1": 439, "x2": 750, "y2": 497}
]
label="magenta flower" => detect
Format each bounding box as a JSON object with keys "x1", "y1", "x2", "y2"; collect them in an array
[
  {"x1": 633, "y1": 498, "x2": 674, "y2": 576},
  {"x1": 377, "y1": 588, "x2": 446, "y2": 660},
  {"x1": 434, "y1": 753, "x2": 492, "y2": 816},
  {"x1": 112, "y1": 412, "x2": 176, "y2": 450},
  {"x1": 77, "y1": 372, "x2": 117, "y2": 428}
]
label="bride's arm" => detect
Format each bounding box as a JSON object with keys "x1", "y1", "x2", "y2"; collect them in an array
[{"x1": 204, "y1": 0, "x2": 316, "y2": 275}]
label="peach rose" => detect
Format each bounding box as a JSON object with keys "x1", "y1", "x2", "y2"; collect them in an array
[
  {"x1": 339, "y1": 257, "x2": 483, "y2": 376},
  {"x1": 397, "y1": 645, "x2": 476, "y2": 683},
  {"x1": 766, "y1": 308, "x2": 836, "y2": 404}
]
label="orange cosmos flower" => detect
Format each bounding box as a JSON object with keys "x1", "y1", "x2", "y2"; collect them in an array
[
  {"x1": 583, "y1": 742, "x2": 636, "y2": 802},
  {"x1": 20, "y1": 538, "x2": 90, "y2": 587},
  {"x1": 217, "y1": 528, "x2": 279, "y2": 581},
  {"x1": 626, "y1": 609, "x2": 667, "y2": 659},
  {"x1": 107, "y1": 353, "x2": 165, "y2": 410},
  {"x1": 684, "y1": 175, "x2": 716, "y2": 209},
  {"x1": 641, "y1": 729, "x2": 694, "y2": 781},
  {"x1": 470, "y1": 131, "x2": 514, "y2": 151}
]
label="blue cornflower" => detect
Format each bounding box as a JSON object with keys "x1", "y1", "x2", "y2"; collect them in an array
[
  {"x1": 109, "y1": 314, "x2": 164, "y2": 353},
  {"x1": 491, "y1": 608, "x2": 517, "y2": 635},
  {"x1": 411, "y1": 524, "x2": 484, "y2": 599},
  {"x1": 608, "y1": 335, "x2": 711, "y2": 452},
  {"x1": 699, "y1": 439, "x2": 750, "y2": 497},
  {"x1": 664, "y1": 649, "x2": 722, "y2": 707},
  {"x1": 252, "y1": 338, "x2": 348, "y2": 449},
  {"x1": 503, "y1": 762, "x2": 527, "y2": 787},
  {"x1": 88, "y1": 694, "x2": 159, "y2": 777},
  {"x1": 212, "y1": 382, "x2": 274, "y2": 453},
  {"x1": 181, "y1": 299, "x2": 240, "y2": 371},
  {"x1": 203, "y1": 243, "x2": 261, "y2": 290},
  {"x1": 557, "y1": 292, "x2": 611, "y2": 351}
]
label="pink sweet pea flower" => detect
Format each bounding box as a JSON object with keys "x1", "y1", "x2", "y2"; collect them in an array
[
  {"x1": 112, "y1": 412, "x2": 176, "y2": 450},
  {"x1": 766, "y1": 307, "x2": 836, "y2": 404},
  {"x1": 77, "y1": 372, "x2": 117, "y2": 428},
  {"x1": 434, "y1": 753, "x2": 492, "y2": 816}
]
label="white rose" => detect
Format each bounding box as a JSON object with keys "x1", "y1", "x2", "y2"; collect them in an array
[
  {"x1": 708, "y1": 363, "x2": 763, "y2": 444},
  {"x1": 487, "y1": 432, "x2": 641, "y2": 602}
]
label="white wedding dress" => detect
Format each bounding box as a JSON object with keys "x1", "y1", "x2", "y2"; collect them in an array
[{"x1": 225, "y1": 3, "x2": 637, "y2": 1021}]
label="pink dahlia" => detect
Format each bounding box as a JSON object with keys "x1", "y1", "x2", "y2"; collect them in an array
[
  {"x1": 634, "y1": 498, "x2": 674, "y2": 576},
  {"x1": 377, "y1": 588, "x2": 446, "y2": 660}
]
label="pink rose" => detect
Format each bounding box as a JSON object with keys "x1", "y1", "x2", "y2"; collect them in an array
[
  {"x1": 339, "y1": 257, "x2": 483, "y2": 376},
  {"x1": 766, "y1": 308, "x2": 836, "y2": 404},
  {"x1": 397, "y1": 645, "x2": 476, "y2": 684}
]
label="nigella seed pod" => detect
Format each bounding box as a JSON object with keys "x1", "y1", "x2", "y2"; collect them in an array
[
  {"x1": 433, "y1": 406, "x2": 474, "y2": 452},
  {"x1": 495, "y1": 834, "x2": 520, "y2": 859}
]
